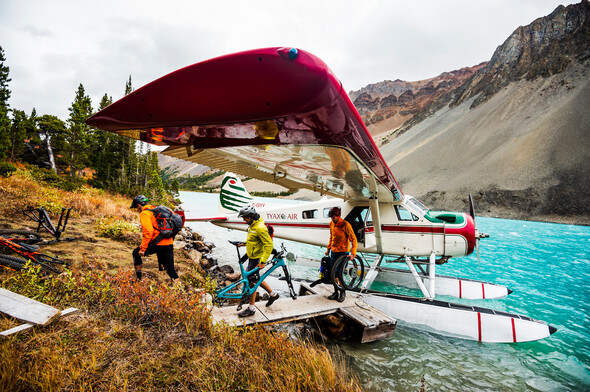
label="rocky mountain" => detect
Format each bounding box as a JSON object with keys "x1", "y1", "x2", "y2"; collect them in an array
[
  {"x1": 451, "y1": 0, "x2": 590, "y2": 109},
  {"x1": 380, "y1": 0, "x2": 590, "y2": 225},
  {"x1": 348, "y1": 64, "x2": 486, "y2": 140},
  {"x1": 157, "y1": 153, "x2": 210, "y2": 178}
]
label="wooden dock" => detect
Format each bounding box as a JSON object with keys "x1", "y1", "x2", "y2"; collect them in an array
[{"x1": 211, "y1": 282, "x2": 396, "y2": 343}]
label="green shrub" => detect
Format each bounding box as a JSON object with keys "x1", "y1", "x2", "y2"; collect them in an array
[
  {"x1": 97, "y1": 217, "x2": 138, "y2": 240},
  {"x1": 0, "y1": 162, "x2": 17, "y2": 177}
]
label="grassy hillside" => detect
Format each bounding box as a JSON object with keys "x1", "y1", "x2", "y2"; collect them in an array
[{"x1": 0, "y1": 166, "x2": 364, "y2": 391}]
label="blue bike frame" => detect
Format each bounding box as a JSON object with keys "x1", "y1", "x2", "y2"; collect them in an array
[{"x1": 215, "y1": 241, "x2": 297, "y2": 307}]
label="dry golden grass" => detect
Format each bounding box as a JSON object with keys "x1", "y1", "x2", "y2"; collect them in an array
[{"x1": 0, "y1": 169, "x2": 366, "y2": 392}]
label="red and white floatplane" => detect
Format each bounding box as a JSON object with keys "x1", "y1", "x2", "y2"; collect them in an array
[{"x1": 86, "y1": 47, "x2": 556, "y2": 343}]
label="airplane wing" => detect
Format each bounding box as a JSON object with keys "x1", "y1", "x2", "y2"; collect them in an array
[{"x1": 86, "y1": 47, "x2": 403, "y2": 203}]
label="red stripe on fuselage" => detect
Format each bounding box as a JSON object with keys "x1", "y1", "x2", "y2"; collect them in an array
[
  {"x1": 511, "y1": 318, "x2": 517, "y2": 342},
  {"x1": 382, "y1": 225, "x2": 445, "y2": 234},
  {"x1": 478, "y1": 312, "x2": 482, "y2": 342}
]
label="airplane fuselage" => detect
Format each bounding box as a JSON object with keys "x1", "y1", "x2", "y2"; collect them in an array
[{"x1": 213, "y1": 197, "x2": 475, "y2": 258}]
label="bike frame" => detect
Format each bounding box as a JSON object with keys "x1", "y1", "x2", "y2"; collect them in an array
[
  {"x1": 0, "y1": 235, "x2": 67, "y2": 273},
  {"x1": 215, "y1": 241, "x2": 297, "y2": 306},
  {"x1": 22, "y1": 206, "x2": 71, "y2": 240}
]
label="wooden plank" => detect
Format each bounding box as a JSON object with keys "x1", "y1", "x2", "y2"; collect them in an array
[
  {"x1": 0, "y1": 306, "x2": 79, "y2": 338},
  {"x1": 339, "y1": 303, "x2": 394, "y2": 328},
  {"x1": 360, "y1": 321, "x2": 396, "y2": 343},
  {"x1": 0, "y1": 323, "x2": 35, "y2": 337},
  {"x1": 339, "y1": 296, "x2": 396, "y2": 343},
  {"x1": 212, "y1": 293, "x2": 356, "y2": 327},
  {"x1": 0, "y1": 288, "x2": 60, "y2": 326}
]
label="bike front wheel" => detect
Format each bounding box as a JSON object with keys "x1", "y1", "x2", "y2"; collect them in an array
[
  {"x1": 331, "y1": 255, "x2": 365, "y2": 291},
  {"x1": 0, "y1": 254, "x2": 27, "y2": 271}
]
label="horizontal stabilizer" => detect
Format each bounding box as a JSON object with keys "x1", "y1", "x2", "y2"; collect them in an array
[{"x1": 185, "y1": 216, "x2": 228, "y2": 222}]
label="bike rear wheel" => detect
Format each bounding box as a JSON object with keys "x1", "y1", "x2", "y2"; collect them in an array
[
  {"x1": 331, "y1": 255, "x2": 365, "y2": 291},
  {"x1": 0, "y1": 254, "x2": 27, "y2": 271},
  {"x1": 0, "y1": 229, "x2": 43, "y2": 244}
]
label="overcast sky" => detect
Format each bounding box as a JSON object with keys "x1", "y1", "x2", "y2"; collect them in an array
[{"x1": 0, "y1": 0, "x2": 579, "y2": 120}]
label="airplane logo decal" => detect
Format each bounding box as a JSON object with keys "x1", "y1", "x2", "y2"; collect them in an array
[{"x1": 220, "y1": 175, "x2": 253, "y2": 212}]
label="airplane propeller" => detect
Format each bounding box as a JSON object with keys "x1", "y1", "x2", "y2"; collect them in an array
[{"x1": 469, "y1": 193, "x2": 489, "y2": 265}]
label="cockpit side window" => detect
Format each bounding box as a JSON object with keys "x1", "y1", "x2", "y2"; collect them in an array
[
  {"x1": 395, "y1": 205, "x2": 419, "y2": 221},
  {"x1": 323, "y1": 208, "x2": 335, "y2": 218},
  {"x1": 302, "y1": 209, "x2": 318, "y2": 219}
]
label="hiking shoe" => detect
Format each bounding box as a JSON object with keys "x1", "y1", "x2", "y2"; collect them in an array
[
  {"x1": 238, "y1": 308, "x2": 256, "y2": 318},
  {"x1": 266, "y1": 292, "x2": 279, "y2": 307},
  {"x1": 328, "y1": 291, "x2": 339, "y2": 300},
  {"x1": 337, "y1": 290, "x2": 346, "y2": 303}
]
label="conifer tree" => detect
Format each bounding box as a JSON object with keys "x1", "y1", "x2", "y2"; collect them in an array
[
  {"x1": 10, "y1": 110, "x2": 27, "y2": 161},
  {"x1": 37, "y1": 115, "x2": 66, "y2": 173},
  {"x1": 66, "y1": 84, "x2": 93, "y2": 176},
  {"x1": 0, "y1": 46, "x2": 11, "y2": 160},
  {"x1": 90, "y1": 94, "x2": 114, "y2": 188}
]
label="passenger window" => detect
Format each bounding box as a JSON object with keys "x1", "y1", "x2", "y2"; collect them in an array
[
  {"x1": 395, "y1": 206, "x2": 418, "y2": 221},
  {"x1": 323, "y1": 208, "x2": 334, "y2": 218},
  {"x1": 302, "y1": 209, "x2": 318, "y2": 219}
]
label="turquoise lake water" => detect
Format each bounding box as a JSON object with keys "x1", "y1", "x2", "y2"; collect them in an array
[{"x1": 179, "y1": 191, "x2": 590, "y2": 392}]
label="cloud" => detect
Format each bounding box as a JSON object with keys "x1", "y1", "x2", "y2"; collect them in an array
[{"x1": 0, "y1": 0, "x2": 579, "y2": 120}]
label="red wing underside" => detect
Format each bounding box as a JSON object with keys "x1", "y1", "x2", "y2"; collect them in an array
[{"x1": 85, "y1": 47, "x2": 404, "y2": 203}]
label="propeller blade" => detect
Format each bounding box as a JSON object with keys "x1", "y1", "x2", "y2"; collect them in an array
[
  {"x1": 468, "y1": 193, "x2": 475, "y2": 220},
  {"x1": 476, "y1": 237, "x2": 480, "y2": 267}
]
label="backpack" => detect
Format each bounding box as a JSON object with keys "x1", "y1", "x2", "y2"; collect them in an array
[
  {"x1": 310, "y1": 256, "x2": 333, "y2": 287},
  {"x1": 149, "y1": 206, "x2": 184, "y2": 245},
  {"x1": 265, "y1": 223, "x2": 274, "y2": 239}
]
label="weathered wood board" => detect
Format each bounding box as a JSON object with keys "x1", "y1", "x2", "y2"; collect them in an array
[
  {"x1": 212, "y1": 294, "x2": 355, "y2": 326},
  {"x1": 339, "y1": 303, "x2": 397, "y2": 343},
  {"x1": 0, "y1": 287, "x2": 61, "y2": 326},
  {"x1": 1, "y1": 307, "x2": 79, "y2": 338},
  {"x1": 212, "y1": 282, "x2": 397, "y2": 343}
]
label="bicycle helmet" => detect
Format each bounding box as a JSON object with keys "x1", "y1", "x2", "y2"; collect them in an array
[
  {"x1": 328, "y1": 206, "x2": 341, "y2": 217},
  {"x1": 238, "y1": 205, "x2": 258, "y2": 219},
  {"x1": 130, "y1": 195, "x2": 149, "y2": 209}
]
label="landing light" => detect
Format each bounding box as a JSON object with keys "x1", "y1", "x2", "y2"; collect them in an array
[{"x1": 278, "y1": 47, "x2": 299, "y2": 61}]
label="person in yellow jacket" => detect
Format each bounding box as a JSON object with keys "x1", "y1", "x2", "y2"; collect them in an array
[
  {"x1": 325, "y1": 206, "x2": 357, "y2": 302},
  {"x1": 236, "y1": 205, "x2": 279, "y2": 318},
  {"x1": 131, "y1": 195, "x2": 179, "y2": 284}
]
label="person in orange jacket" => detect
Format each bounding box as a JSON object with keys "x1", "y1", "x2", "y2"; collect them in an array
[
  {"x1": 325, "y1": 206, "x2": 357, "y2": 302},
  {"x1": 131, "y1": 195, "x2": 179, "y2": 284}
]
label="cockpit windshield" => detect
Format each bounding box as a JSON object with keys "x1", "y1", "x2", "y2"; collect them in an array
[{"x1": 403, "y1": 196, "x2": 429, "y2": 218}]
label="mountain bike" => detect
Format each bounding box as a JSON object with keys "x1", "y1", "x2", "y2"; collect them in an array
[
  {"x1": 215, "y1": 241, "x2": 297, "y2": 310},
  {"x1": 0, "y1": 234, "x2": 69, "y2": 273},
  {"x1": 22, "y1": 206, "x2": 73, "y2": 242}
]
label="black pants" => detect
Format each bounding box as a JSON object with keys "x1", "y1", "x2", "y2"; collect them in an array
[{"x1": 133, "y1": 245, "x2": 178, "y2": 280}]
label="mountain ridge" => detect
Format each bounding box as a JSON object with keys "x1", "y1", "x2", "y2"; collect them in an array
[{"x1": 380, "y1": 0, "x2": 590, "y2": 225}]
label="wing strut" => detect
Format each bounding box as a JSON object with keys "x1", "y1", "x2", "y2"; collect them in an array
[{"x1": 369, "y1": 198, "x2": 383, "y2": 254}]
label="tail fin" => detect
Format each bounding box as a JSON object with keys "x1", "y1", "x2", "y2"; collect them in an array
[{"x1": 219, "y1": 173, "x2": 253, "y2": 213}]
